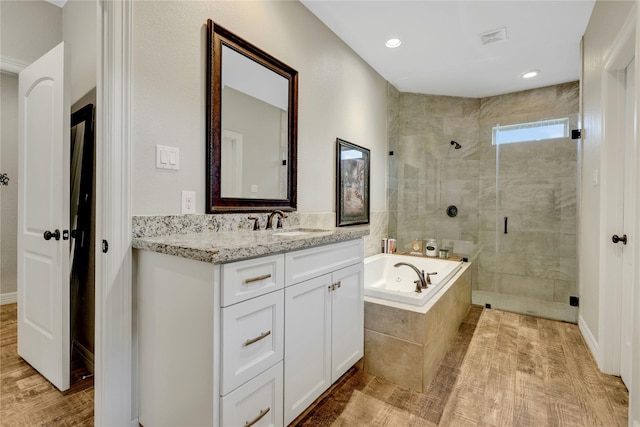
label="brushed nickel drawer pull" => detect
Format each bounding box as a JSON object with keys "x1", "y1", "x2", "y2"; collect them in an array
[
  {"x1": 335, "y1": 281, "x2": 341, "y2": 289},
  {"x1": 245, "y1": 407, "x2": 270, "y2": 427},
  {"x1": 244, "y1": 273, "x2": 272, "y2": 284},
  {"x1": 243, "y1": 330, "x2": 271, "y2": 347}
]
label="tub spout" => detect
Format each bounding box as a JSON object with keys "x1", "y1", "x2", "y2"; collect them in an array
[{"x1": 394, "y1": 262, "x2": 427, "y2": 292}]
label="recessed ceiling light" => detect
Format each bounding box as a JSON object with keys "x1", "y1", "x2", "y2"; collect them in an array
[
  {"x1": 521, "y1": 70, "x2": 540, "y2": 79},
  {"x1": 385, "y1": 38, "x2": 402, "y2": 48}
]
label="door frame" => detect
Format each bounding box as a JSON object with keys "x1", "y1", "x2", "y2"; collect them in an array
[
  {"x1": 599, "y1": 5, "x2": 635, "y2": 376},
  {"x1": 599, "y1": 5, "x2": 640, "y2": 426},
  {"x1": 95, "y1": 0, "x2": 134, "y2": 425}
]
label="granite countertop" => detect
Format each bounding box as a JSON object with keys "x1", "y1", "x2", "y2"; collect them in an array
[{"x1": 132, "y1": 226, "x2": 370, "y2": 264}]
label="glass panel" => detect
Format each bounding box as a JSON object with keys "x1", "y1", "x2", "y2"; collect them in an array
[
  {"x1": 492, "y1": 114, "x2": 578, "y2": 322},
  {"x1": 493, "y1": 118, "x2": 569, "y2": 145}
]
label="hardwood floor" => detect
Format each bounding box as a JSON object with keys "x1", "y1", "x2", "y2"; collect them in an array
[
  {"x1": 295, "y1": 306, "x2": 629, "y2": 426},
  {"x1": 0, "y1": 303, "x2": 94, "y2": 426}
]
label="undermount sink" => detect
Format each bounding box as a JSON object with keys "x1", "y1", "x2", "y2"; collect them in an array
[{"x1": 273, "y1": 228, "x2": 328, "y2": 237}]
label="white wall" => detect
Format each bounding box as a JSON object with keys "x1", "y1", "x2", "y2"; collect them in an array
[
  {"x1": 131, "y1": 1, "x2": 388, "y2": 215},
  {"x1": 0, "y1": 0, "x2": 62, "y2": 64},
  {"x1": 580, "y1": 0, "x2": 634, "y2": 345},
  {"x1": 62, "y1": 0, "x2": 97, "y2": 105},
  {"x1": 0, "y1": 0, "x2": 63, "y2": 297}
]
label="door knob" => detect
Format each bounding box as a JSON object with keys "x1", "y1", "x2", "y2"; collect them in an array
[
  {"x1": 612, "y1": 234, "x2": 627, "y2": 245},
  {"x1": 43, "y1": 229, "x2": 61, "y2": 241}
]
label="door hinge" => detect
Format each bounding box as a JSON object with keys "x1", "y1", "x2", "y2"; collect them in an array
[
  {"x1": 102, "y1": 239, "x2": 109, "y2": 253},
  {"x1": 571, "y1": 129, "x2": 581, "y2": 139}
]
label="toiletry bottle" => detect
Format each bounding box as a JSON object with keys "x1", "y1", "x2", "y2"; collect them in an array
[{"x1": 426, "y1": 238, "x2": 438, "y2": 257}]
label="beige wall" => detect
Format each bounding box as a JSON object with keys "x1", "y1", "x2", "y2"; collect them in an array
[
  {"x1": 131, "y1": 1, "x2": 389, "y2": 217},
  {"x1": 580, "y1": 0, "x2": 635, "y2": 342},
  {"x1": 1, "y1": 74, "x2": 19, "y2": 296}
]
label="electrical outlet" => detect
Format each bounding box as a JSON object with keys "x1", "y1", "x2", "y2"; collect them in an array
[{"x1": 181, "y1": 191, "x2": 195, "y2": 214}]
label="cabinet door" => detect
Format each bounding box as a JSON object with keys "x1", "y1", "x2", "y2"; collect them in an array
[
  {"x1": 284, "y1": 274, "x2": 331, "y2": 425},
  {"x1": 331, "y1": 263, "x2": 364, "y2": 383}
]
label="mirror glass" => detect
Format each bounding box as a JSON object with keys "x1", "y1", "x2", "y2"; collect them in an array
[{"x1": 207, "y1": 21, "x2": 298, "y2": 212}]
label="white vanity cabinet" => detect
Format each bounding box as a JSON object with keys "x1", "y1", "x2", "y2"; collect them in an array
[
  {"x1": 219, "y1": 254, "x2": 285, "y2": 427},
  {"x1": 283, "y1": 240, "x2": 364, "y2": 425},
  {"x1": 135, "y1": 237, "x2": 363, "y2": 427}
]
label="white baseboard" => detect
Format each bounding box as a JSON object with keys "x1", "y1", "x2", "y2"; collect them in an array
[
  {"x1": 130, "y1": 418, "x2": 139, "y2": 427},
  {"x1": 72, "y1": 339, "x2": 95, "y2": 374},
  {"x1": 0, "y1": 292, "x2": 17, "y2": 305},
  {"x1": 578, "y1": 315, "x2": 599, "y2": 363}
]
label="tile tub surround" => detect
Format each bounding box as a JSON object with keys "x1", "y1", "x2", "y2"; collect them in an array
[
  {"x1": 363, "y1": 263, "x2": 472, "y2": 392},
  {"x1": 132, "y1": 214, "x2": 369, "y2": 264}
]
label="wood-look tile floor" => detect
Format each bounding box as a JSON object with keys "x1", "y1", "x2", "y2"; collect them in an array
[
  {"x1": 0, "y1": 303, "x2": 94, "y2": 426},
  {"x1": 295, "y1": 306, "x2": 629, "y2": 426},
  {"x1": 0, "y1": 303, "x2": 628, "y2": 426}
]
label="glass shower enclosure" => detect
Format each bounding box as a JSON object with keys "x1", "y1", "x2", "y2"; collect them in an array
[{"x1": 475, "y1": 114, "x2": 579, "y2": 322}]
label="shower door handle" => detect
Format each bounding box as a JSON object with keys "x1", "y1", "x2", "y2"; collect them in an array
[{"x1": 612, "y1": 234, "x2": 627, "y2": 245}]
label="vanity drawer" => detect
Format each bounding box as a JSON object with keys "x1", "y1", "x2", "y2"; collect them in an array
[
  {"x1": 285, "y1": 239, "x2": 364, "y2": 286},
  {"x1": 221, "y1": 254, "x2": 284, "y2": 307},
  {"x1": 220, "y1": 361, "x2": 283, "y2": 427},
  {"x1": 221, "y1": 290, "x2": 284, "y2": 395}
]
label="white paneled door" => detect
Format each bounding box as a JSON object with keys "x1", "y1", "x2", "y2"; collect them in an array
[{"x1": 17, "y1": 42, "x2": 71, "y2": 392}]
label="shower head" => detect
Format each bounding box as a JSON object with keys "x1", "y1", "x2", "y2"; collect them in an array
[{"x1": 450, "y1": 140, "x2": 462, "y2": 149}]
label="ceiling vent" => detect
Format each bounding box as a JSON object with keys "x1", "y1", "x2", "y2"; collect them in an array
[{"x1": 481, "y1": 27, "x2": 507, "y2": 45}]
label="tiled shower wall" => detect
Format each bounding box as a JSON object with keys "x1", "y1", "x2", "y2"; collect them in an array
[{"x1": 388, "y1": 82, "x2": 579, "y2": 322}]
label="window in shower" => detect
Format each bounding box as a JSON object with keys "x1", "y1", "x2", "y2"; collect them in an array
[{"x1": 492, "y1": 117, "x2": 569, "y2": 145}]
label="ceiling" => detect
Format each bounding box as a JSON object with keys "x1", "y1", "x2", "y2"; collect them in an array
[{"x1": 301, "y1": 0, "x2": 595, "y2": 98}]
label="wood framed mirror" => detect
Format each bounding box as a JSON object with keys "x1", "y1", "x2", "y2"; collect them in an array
[{"x1": 206, "y1": 20, "x2": 298, "y2": 212}]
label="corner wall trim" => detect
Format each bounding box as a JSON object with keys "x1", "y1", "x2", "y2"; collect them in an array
[
  {"x1": 578, "y1": 315, "x2": 599, "y2": 365},
  {"x1": 0, "y1": 292, "x2": 17, "y2": 305},
  {"x1": 0, "y1": 55, "x2": 29, "y2": 75}
]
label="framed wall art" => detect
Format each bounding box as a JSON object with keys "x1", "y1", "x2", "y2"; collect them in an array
[{"x1": 336, "y1": 138, "x2": 370, "y2": 226}]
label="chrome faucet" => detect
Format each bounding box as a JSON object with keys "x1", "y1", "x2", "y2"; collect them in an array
[
  {"x1": 394, "y1": 262, "x2": 427, "y2": 293},
  {"x1": 266, "y1": 210, "x2": 287, "y2": 229}
]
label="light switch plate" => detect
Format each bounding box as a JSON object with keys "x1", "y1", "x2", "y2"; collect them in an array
[
  {"x1": 181, "y1": 190, "x2": 196, "y2": 214},
  {"x1": 156, "y1": 145, "x2": 180, "y2": 170}
]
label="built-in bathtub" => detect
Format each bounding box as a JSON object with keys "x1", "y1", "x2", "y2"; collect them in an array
[
  {"x1": 363, "y1": 253, "x2": 472, "y2": 393},
  {"x1": 364, "y1": 253, "x2": 463, "y2": 306}
]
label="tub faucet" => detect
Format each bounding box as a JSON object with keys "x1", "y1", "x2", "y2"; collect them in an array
[
  {"x1": 266, "y1": 210, "x2": 287, "y2": 229},
  {"x1": 394, "y1": 262, "x2": 427, "y2": 293}
]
